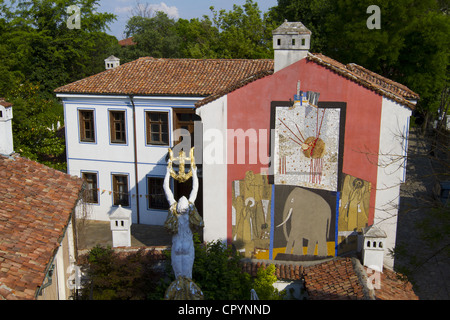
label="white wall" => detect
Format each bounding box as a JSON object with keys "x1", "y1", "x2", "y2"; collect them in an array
[
  {"x1": 60, "y1": 94, "x2": 201, "y2": 225},
  {"x1": 374, "y1": 97, "x2": 412, "y2": 269},
  {"x1": 196, "y1": 96, "x2": 228, "y2": 243}
]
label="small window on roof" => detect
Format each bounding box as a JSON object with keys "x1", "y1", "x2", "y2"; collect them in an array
[{"x1": 277, "y1": 38, "x2": 281, "y2": 46}]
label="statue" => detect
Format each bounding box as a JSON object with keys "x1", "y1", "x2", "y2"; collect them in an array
[{"x1": 163, "y1": 147, "x2": 204, "y2": 300}]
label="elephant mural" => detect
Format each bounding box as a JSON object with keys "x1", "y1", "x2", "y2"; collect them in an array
[{"x1": 276, "y1": 187, "x2": 332, "y2": 257}]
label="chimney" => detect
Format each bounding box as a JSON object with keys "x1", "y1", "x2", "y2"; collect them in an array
[
  {"x1": 105, "y1": 55, "x2": 120, "y2": 70},
  {"x1": 361, "y1": 225, "x2": 387, "y2": 273},
  {"x1": 0, "y1": 98, "x2": 14, "y2": 156},
  {"x1": 273, "y1": 20, "x2": 311, "y2": 72}
]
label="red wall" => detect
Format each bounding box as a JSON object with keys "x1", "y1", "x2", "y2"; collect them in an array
[{"x1": 226, "y1": 59, "x2": 382, "y2": 242}]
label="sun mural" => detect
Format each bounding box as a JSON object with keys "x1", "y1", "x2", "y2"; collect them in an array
[{"x1": 274, "y1": 97, "x2": 341, "y2": 192}]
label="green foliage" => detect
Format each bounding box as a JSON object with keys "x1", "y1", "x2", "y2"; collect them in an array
[
  {"x1": 252, "y1": 264, "x2": 283, "y2": 300},
  {"x1": 81, "y1": 238, "x2": 284, "y2": 300},
  {"x1": 118, "y1": 0, "x2": 274, "y2": 60},
  {"x1": 6, "y1": 81, "x2": 66, "y2": 170},
  {"x1": 190, "y1": 234, "x2": 253, "y2": 300},
  {"x1": 79, "y1": 245, "x2": 165, "y2": 300},
  {"x1": 123, "y1": 12, "x2": 181, "y2": 60},
  {"x1": 0, "y1": 0, "x2": 119, "y2": 168},
  {"x1": 209, "y1": 0, "x2": 274, "y2": 59}
]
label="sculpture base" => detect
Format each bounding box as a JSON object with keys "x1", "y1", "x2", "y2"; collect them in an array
[{"x1": 164, "y1": 276, "x2": 204, "y2": 300}]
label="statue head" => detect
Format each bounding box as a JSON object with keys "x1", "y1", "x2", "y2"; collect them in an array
[{"x1": 177, "y1": 196, "x2": 189, "y2": 214}]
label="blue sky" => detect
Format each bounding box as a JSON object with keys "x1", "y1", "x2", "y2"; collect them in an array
[{"x1": 97, "y1": 0, "x2": 278, "y2": 40}]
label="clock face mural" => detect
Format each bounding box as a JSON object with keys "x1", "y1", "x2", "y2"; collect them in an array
[{"x1": 273, "y1": 101, "x2": 343, "y2": 192}]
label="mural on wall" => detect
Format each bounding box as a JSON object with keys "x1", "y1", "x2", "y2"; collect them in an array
[
  {"x1": 272, "y1": 185, "x2": 337, "y2": 259},
  {"x1": 337, "y1": 174, "x2": 371, "y2": 254},
  {"x1": 231, "y1": 171, "x2": 272, "y2": 258},
  {"x1": 273, "y1": 99, "x2": 341, "y2": 192}
]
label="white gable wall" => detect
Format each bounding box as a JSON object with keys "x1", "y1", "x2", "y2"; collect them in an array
[
  {"x1": 374, "y1": 96, "x2": 412, "y2": 269},
  {"x1": 196, "y1": 95, "x2": 228, "y2": 243}
]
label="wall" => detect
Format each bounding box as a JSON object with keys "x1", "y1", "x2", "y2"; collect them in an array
[
  {"x1": 375, "y1": 97, "x2": 411, "y2": 269},
  {"x1": 60, "y1": 94, "x2": 200, "y2": 225},
  {"x1": 225, "y1": 58, "x2": 383, "y2": 246},
  {"x1": 196, "y1": 96, "x2": 228, "y2": 243},
  {"x1": 37, "y1": 220, "x2": 75, "y2": 300}
]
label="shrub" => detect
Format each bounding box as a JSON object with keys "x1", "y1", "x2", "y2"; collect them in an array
[{"x1": 79, "y1": 245, "x2": 165, "y2": 300}]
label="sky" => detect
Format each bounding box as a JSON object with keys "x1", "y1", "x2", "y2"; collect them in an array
[{"x1": 97, "y1": 0, "x2": 279, "y2": 40}]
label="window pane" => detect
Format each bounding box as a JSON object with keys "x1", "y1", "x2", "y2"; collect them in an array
[
  {"x1": 150, "y1": 113, "x2": 159, "y2": 122},
  {"x1": 147, "y1": 112, "x2": 169, "y2": 145},
  {"x1": 148, "y1": 177, "x2": 169, "y2": 210},
  {"x1": 113, "y1": 175, "x2": 129, "y2": 206},
  {"x1": 110, "y1": 111, "x2": 126, "y2": 144},
  {"x1": 151, "y1": 124, "x2": 160, "y2": 132},
  {"x1": 82, "y1": 172, "x2": 98, "y2": 204},
  {"x1": 80, "y1": 110, "x2": 95, "y2": 142},
  {"x1": 161, "y1": 133, "x2": 168, "y2": 144}
]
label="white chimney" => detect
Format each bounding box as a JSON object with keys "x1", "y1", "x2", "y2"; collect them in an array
[
  {"x1": 110, "y1": 205, "x2": 132, "y2": 247},
  {"x1": 273, "y1": 20, "x2": 311, "y2": 72},
  {"x1": 0, "y1": 98, "x2": 14, "y2": 156},
  {"x1": 361, "y1": 225, "x2": 387, "y2": 272},
  {"x1": 104, "y1": 55, "x2": 120, "y2": 70}
]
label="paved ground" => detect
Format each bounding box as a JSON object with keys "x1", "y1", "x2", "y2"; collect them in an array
[
  {"x1": 395, "y1": 128, "x2": 449, "y2": 299},
  {"x1": 77, "y1": 220, "x2": 172, "y2": 251}
]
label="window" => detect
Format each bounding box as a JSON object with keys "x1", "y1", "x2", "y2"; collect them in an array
[
  {"x1": 277, "y1": 38, "x2": 281, "y2": 46},
  {"x1": 109, "y1": 110, "x2": 126, "y2": 144},
  {"x1": 112, "y1": 174, "x2": 129, "y2": 206},
  {"x1": 147, "y1": 177, "x2": 169, "y2": 210},
  {"x1": 301, "y1": 38, "x2": 306, "y2": 46},
  {"x1": 82, "y1": 172, "x2": 98, "y2": 204},
  {"x1": 146, "y1": 111, "x2": 169, "y2": 145},
  {"x1": 292, "y1": 38, "x2": 295, "y2": 45},
  {"x1": 173, "y1": 109, "x2": 199, "y2": 145},
  {"x1": 79, "y1": 110, "x2": 95, "y2": 142}
]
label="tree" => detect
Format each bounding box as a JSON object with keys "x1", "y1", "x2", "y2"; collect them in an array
[
  {"x1": 2, "y1": 0, "x2": 117, "y2": 98},
  {"x1": 122, "y1": 11, "x2": 180, "y2": 59},
  {"x1": 118, "y1": 0, "x2": 274, "y2": 60},
  {"x1": 79, "y1": 246, "x2": 165, "y2": 300},
  {"x1": 210, "y1": 0, "x2": 274, "y2": 59},
  {"x1": 8, "y1": 81, "x2": 66, "y2": 170},
  {"x1": 175, "y1": 17, "x2": 220, "y2": 59},
  {"x1": 1, "y1": 0, "x2": 119, "y2": 169}
]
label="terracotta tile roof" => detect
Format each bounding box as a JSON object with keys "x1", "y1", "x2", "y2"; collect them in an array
[
  {"x1": 241, "y1": 257, "x2": 418, "y2": 300},
  {"x1": 55, "y1": 53, "x2": 418, "y2": 110},
  {"x1": 306, "y1": 53, "x2": 419, "y2": 109},
  {"x1": 0, "y1": 155, "x2": 83, "y2": 300},
  {"x1": 118, "y1": 37, "x2": 136, "y2": 47},
  {"x1": 196, "y1": 53, "x2": 419, "y2": 109},
  {"x1": 303, "y1": 258, "x2": 367, "y2": 300},
  {"x1": 0, "y1": 98, "x2": 12, "y2": 108},
  {"x1": 364, "y1": 266, "x2": 418, "y2": 300},
  {"x1": 54, "y1": 58, "x2": 274, "y2": 97}
]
